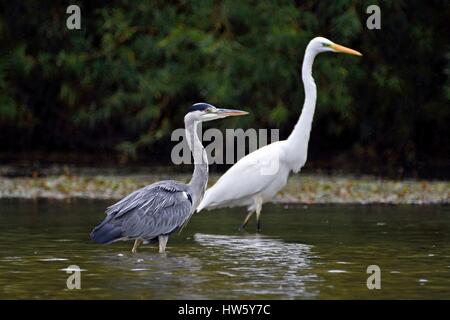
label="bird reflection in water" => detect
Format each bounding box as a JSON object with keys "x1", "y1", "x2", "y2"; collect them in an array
[{"x1": 194, "y1": 233, "x2": 320, "y2": 298}]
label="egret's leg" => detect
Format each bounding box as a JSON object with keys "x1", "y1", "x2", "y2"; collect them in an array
[
  {"x1": 158, "y1": 235, "x2": 169, "y2": 253},
  {"x1": 256, "y1": 211, "x2": 262, "y2": 233},
  {"x1": 255, "y1": 197, "x2": 263, "y2": 233},
  {"x1": 132, "y1": 239, "x2": 143, "y2": 253},
  {"x1": 239, "y1": 211, "x2": 254, "y2": 231}
]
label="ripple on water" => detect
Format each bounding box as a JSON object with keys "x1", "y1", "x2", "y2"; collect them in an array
[
  {"x1": 194, "y1": 233, "x2": 319, "y2": 298},
  {"x1": 327, "y1": 270, "x2": 348, "y2": 273},
  {"x1": 1, "y1": 256, "x2": 23, "y2": 262},
  {"x1": 59, "y1": 267, "x2": 87, "y2": 272},
  {"x1": 131, "y1": 268, "x2": 148, "y2": 272},
  {"x1": 216, "y1": 271, "x2": 236, "y2": 277},
  {"x1": 38, "y1": 258, "x2": 68, "y2": 262}
]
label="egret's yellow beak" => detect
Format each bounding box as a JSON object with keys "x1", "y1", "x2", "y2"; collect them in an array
[{"x1": 330, "y1": 43, "x2": 362, "y2": 56}]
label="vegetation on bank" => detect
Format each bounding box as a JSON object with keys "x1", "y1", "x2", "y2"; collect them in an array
[
  {"x1": 0, "y1": 174, "x2": 448, "y2": 205},
  {"x1": 0, "y1": 1, "x2": 449, "y2": 172}
]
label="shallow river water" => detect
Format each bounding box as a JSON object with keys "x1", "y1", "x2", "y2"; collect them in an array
[{"x1": 0, "y1": 199, "x2": 449, "y2": 299}]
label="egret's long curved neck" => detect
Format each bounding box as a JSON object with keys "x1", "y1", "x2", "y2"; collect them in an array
[
  {"x1": 286, "y1": 46, "x2": 318, "y2": 170},
  {"x1": 185, "y1": 118, "x2": 208, "y2": 207}
]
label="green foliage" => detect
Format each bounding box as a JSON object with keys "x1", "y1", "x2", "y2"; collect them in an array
[{"x1": 0, "y1": 0, "x2": 448, "y2": 172}]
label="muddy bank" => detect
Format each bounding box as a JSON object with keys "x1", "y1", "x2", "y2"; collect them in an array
[{"x1": 0, "y1": 174, "x2": 448, "y2": 205}]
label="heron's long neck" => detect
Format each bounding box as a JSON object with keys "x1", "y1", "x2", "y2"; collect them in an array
[
  {"x1": 186, "y1": 119, "x2": 208, "y2": 207},
  {"x1": 286, "y1": 48, "x2": 317, "y2": 169}
]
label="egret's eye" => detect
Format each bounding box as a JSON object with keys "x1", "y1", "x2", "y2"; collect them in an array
[{"x1": 322, "y1": 43, "x2": 330, "y2": 47}]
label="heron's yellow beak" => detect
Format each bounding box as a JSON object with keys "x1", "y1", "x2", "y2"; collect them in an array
[
  {"x1": 330, "y1": 43, "x2": 362, "y2": 56},
  {"x1": 217, "y1": 108, "x2": 249, "y2": 117}
]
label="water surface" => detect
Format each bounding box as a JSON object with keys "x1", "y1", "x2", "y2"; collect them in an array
[{"x1": 0, "y1": 199, "x2": 449, "y2": 299}]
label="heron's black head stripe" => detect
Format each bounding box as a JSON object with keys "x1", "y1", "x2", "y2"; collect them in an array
[
  {"x1": 186, "y1": 193, "x2": 192, "y2": 204},
  {"x1": 188, "y1": 102, "x2": 214, "y2": 113}
]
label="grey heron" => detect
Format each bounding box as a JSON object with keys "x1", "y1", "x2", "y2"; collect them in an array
[
  {"x1": 197, "y1": 37, "x2": 362, "y2": 232},
  {"x1": 90, "y1": 103, "x2": 248, "y2": 253}
]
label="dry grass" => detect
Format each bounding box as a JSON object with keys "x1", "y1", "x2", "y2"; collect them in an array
[{"x1": 1, "y1": 173, "x2": 448, "y2": 204}]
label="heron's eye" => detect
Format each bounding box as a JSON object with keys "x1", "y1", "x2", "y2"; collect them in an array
[{"x1": 322, "y1": 43, "x2": 330, "y2": 47}]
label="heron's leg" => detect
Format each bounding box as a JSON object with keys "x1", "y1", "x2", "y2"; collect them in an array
[
  {"x1": 255, "y1": 197, "x2": 263, "y2": 233},
  {"x1": 158, "y1": 235, "x2": 169, "y2": 253},
  {"x1": 239, "y1": 211, "x2": 254, "y2": 231},
  {"x1": 132, "y1": 238, "x2": 143, "y2": 253}
]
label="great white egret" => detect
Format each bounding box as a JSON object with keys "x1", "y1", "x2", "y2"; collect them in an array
[
  {"x1": 197, "y1": 37, "x2": 362, "y2": 231},
  {"x1": 91, "y1": 103, "x2": 248, "y2": 253}
]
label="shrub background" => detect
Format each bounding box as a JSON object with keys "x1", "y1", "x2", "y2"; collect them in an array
[{"x1": 0, "y1": 1, "x2": 448, "y2": 177}]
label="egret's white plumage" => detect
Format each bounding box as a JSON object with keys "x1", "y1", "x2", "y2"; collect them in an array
[{"x1": 197, "y1": 37, "x2": 362, "y2": 231}]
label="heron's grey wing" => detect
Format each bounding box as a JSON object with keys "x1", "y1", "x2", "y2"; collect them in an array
[{"x1": 104, "y1": 181, "x2": 193, "y2": 240}]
